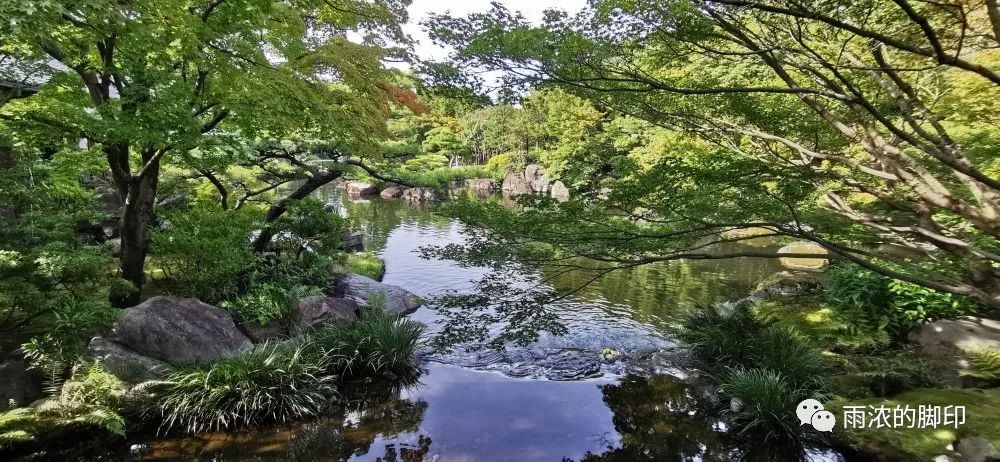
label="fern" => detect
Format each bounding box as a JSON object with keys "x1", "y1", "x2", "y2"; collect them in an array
[{"x1": 961, "y1": 348, "x2": 1000, "y2": 382}]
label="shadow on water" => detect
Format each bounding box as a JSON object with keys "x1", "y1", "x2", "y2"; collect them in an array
[{"x1": 99, "y1": 187, "x2": 841, "y2": 461}]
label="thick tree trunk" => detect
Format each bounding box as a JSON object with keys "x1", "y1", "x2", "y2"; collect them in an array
[{"x1": 111, "y1": 162, "x2": 160, "y2": 307}]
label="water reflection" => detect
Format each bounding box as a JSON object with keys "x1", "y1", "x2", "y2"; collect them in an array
[{"x1": 112, "y1": 188, "x2": 813, "y2": 461}]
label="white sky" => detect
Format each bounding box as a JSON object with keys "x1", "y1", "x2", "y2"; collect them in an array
[{"x1": 397, "y1": 0, "x2": 587, "y2": 68}]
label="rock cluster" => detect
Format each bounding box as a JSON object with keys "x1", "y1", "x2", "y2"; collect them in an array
[
  {"x1": 87, "y1": 277, "x2": 423, "y2": 382},
  {"x1": 501, "y1": 164, "x2": 570, "y2": 200}
]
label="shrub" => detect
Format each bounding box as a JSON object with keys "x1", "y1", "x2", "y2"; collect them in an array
[
  {"x1": 151, "y1": 205, "x2": 260, "y2": 302},
  {"x1": 484, "y1": 152, "x2": 516, "y2": 176},
  {"x1": 221, "y1": 283, "x2": 321, "y2": 326},
  {"x1": 824, "y1": 264, "x2": 981, "y2": 344},
  {"x1": 152, "y1": 342, "x2": 335, "y2": 433}
]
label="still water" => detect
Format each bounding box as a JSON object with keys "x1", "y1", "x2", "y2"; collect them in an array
[{"x1": 126, "y1": 189, "x2": 835, "y2": 461}]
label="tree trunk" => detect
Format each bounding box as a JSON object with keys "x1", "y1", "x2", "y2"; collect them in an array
[
  {"x1": 251, "y1": 170, "x2": 341, "y2": 252},
  {"x1": 111, "y1": 164, "x2": 160, "y2": 307}
]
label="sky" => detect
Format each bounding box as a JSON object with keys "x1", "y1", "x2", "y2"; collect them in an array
[{"x1": 397, "y1": 0, "x2": 587, "y2": 67}]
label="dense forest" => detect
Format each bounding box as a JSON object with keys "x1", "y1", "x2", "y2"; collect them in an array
[{"x1": 1, "y1": 0, "x2": 999, "y2": 460}]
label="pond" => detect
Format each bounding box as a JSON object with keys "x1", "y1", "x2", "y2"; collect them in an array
[{"x1": 119, "y1": 187, "x2": 840, "y2": 461}]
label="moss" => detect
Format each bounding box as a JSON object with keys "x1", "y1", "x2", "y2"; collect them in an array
[
  {"x1": 755, "y1": 296, "x2": 842, "y2": 346},
  {"x1": 830, "y1": 388, "x2": 1000, "y2": 460},
  {"x1": 343, "y1": 252, "x2": 386, "y2": 281}
]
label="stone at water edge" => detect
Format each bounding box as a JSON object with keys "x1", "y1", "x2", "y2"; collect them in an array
[
  {"x1": 113, "y1": 296, "x2": 253, "y2": 365},
  {"x1": 87, "y1": 337, "x2": 169, "y2": 382},
  {"x1": 332, "y1": 274, "x2": 422, "y2": 317},
  {"x1": 467, "y1": 178, "x2": 495, "y2": 192},
  {"x1": 550, "y1": 180, "x2": 570, "y2": 201},
  {"x1": 777, "y1": 241, "x2": 829, "y2": 269},
  {"x1": 401, "y1": 187, "x2": 441, "y2": 203},
  {"x1": 501, "y1": 171, "x2": 532, "y2": 196},
  {"x1": 346, "y1": 181, "x2": 379, "y2": 196},
  {"x1": 380, "y1": 185, "x2": 406, "y2": 199},
  {"x1": 524, "y1": 164, "x2": 550, "y2": 194},
  {"x1": 292, "y1": 296, "x2": 360, "y2": 332},
  {"x1": 341, "y1": 229, "x2": 364, "y2": 252}
]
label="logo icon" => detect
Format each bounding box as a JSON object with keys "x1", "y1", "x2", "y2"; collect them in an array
[{"x1": 797, "y1": 399, "x2": 835, "y2": 432}]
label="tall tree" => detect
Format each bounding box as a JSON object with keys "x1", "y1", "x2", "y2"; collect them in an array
[
  {"x1": 426, "y1": 0, "x2": 1000, "y2": 308},
  {"x1": 1, "y1": 0, "x2": 408, "y2": 305}
]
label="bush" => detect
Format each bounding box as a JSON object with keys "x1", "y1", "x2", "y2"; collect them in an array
[
  {"x1": 151, "y1": 205, "x2": 260, "y2": 302},
  {"x1": 484, "y1": 152, "x2": 516, "y2": 176},
  {"x1": 152, "y1": 342, "x2": 336, "y2": 433},
  {"x1": 853, "y1": 353, "x2": 939, "y2": 397},
  {"x1": 824, "y1": 264, "x2": 980, "y2": 343},
  {"x1": 961, "y1": 347, "x2": 1000, "y2": 384},
  {"x1": 221, "y1": 283, "x2": 322, "y2": 326}
]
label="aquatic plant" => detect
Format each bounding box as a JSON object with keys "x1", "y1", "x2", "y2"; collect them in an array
[
  {"x1": 153, "y1": 342, "x2": 336, "y2": 433},
  {"x1": 307, "y1": 303, "x2": 425, "y2": 376}
]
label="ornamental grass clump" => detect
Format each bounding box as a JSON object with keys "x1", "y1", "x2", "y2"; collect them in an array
[
  {"x1": 152, "y1": 342, "x2": 335, "y2": 433},
  {"x1": 307, "y1": 298, "x2": 425, "y2": 376}
]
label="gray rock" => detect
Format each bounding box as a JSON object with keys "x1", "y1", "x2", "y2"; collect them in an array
[
  {"x1": 346, "y1": 181, "x2": 379, "y2": 196},
  {"x1": 380, "y1": 185, "x2": 406, "y2": 199},
  {"x1": 333, "y1": 274, "x2": 422, "y2": 317},
  {"x1": 467, "y1": 179, "x2": 495, "y2": 192},
  {"x1": 501, "y1": 171, "x2": 532, "y2": 196},
  {"x1": 292, "y1": 296, "x2": 360, "y2": 332},
  {"x1": 550, "y1": 180, "x2": 569, "y2": 201},
  {"x1": 910, "y1": 317, "x2": 1000, "y2": 386},
  {"x1": 0, "y1": 352, "x2": 43, "y2": 410},
  {"x1": 777, "y1": 241, "x2": 829, "y2": 270},
  {"x1": 114, "y1": 296, "x2": 253, "y2": 365},
  {"x1": 239, "y1": 321, "x2": 289, "y2": 343},
  {"x1": 87, "y1": 337, "x2": 169, "y2": 383},
  {"x1": 955, "y1": 437, "x2": 999, "y2": 462},
  {"x1": 341, "y1": 229, "x2": 364, "y2": 252},
  {"x1": 400, "y1": 187, "x2": 441, "y2": 203},
  {"x1": 525, "y1": 164, "x2": 550, "y2": 193}
]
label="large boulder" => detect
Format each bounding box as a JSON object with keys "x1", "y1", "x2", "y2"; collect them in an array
[
  {"x1": 550, "y1": 180, "x2": 569, "y2": 201},
  {"x1": 87, "y1": 337, "x2": 169, "y2": 383},
  {"x1": 501, "y1": 172, "x2": 532, "y2": 196},
  {"x1": 332, "y1": 274, "x2": 422, "y2": 317},
  {"x1": 341, "y1": 229, "x2": 364, "y2": 252},
  {"x1": 525, "y1": 164, "x2": 550, "y2": 193},
  {"x1": 401, "y1": 187, "x2": 441, "y2": 203},
  {"x1": 910, "y1": 316, "x2": 1000, "y2": 386},
  {"x1": 292, "y1": 296, "x2": 360, "y2": 332},
  {"x1": 467, "y1": 179, "x2": 495, "y2": 192},
  {"x1": 113, "y1": 296, "x2": 253, "y2": 365},
  {"x1": 380, "y1": 185, "x2": 406, "y2": 199},
  {"x1": 777, "y1": 241, "x2": 829, "y2": 269},
  {"x1": 0, "y1": 351, "x2": 43, "y2": 410},
  {"x1": 346, "y1": 181, "x2": 379, "y2": 196},
  {"x1": 238, "y1": 321, "x2": 289, "y2": 344}
]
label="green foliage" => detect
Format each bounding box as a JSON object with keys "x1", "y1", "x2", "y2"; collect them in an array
[
  {"x1": 824, "y1": 264, "x2": 980, "y2": 344},
  {"x1": 483, "y1": 152, "x2": 516, "y2": 175},
  {"x1": 343, "y1": 252, "x2": 385, "y2": 281},
  {"x1": 152, "y1": 204, "x2": 260, "y2": 303},
  {"x1": 221, "y1": 284, "x2": 321, "y2": 327},
  {"x1": 720, "y1": 368, "x2": 810, "y2": 457},
  {"x1": 680, "y1": 302, "x2": 827, "y2": 453},
  {"x1": 306, "y1": 303, "x2": 425, "y2": 376},
  {"x1": 852, "y1": 354, "x2": 940, "y2": 397},
  {"x1": 151, "y1": 303, "x2": 423, "y2": 434},
  {"x1": 152, "y1": 342, "x2": 335, "y2": 434},
  {"x1": 0, "y1": 363, "x2": 127, "y2": 446},
  {"x1": 961, "y1": 348, "x2": 1000, "y2": 384}
]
